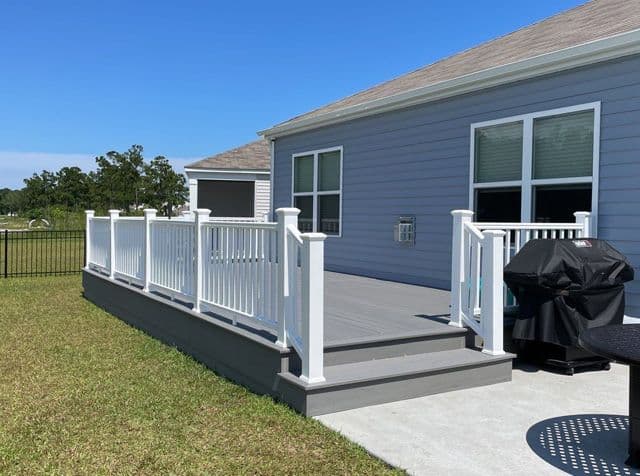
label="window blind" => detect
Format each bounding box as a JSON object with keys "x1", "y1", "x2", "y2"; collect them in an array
[
  {"x1": 474, "y1": 121, "x2": 523, "y2": 183},
  {"x1": 318, "y1": 150, "x2": 341, "y2": 191},
  {"x1": 294, "y1": 155, "x2": 314, "y2": 193},
  {"x1": 533, "y1": 110, "x2": 594, "y2": 179}
]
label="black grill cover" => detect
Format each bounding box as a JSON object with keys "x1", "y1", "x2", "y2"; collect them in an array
[{"x1": 504, "y1": 239, "x2": 634, "y2": 347}]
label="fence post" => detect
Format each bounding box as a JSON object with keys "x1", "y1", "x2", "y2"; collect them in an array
[
  {"x1": 143, "y1": 209, "x2": 157, "y2": 292},
  {"x1": 193, "y1": 208, "x2": 210, "y2": 313},
  {"x1": 3, "y1": 229, "x2": 7, "y2": 279},
  {"x1": 481, "y1": 230, "x2": 506, "y2": 356},
  {"x1": 300, "y1": 232, "x2": 327, "y2": 383},
  {"x1": 450, "y1": 210, "x2": 474, "y2": 327},
  {"x1": 84, "y1": 210, "x2": 94, "y2": 270},
  {"x1": 108, "y1": 210, "x2": 120, "y2": 279},
  {"x1": 574, "y1": 211, "x2": 592, "y2": 238},
  {"x1": 275, "y1": 207, "x2": 300, "y2": 348}
]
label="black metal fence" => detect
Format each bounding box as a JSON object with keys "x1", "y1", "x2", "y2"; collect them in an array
[{"x1": 1, "y1": 230, "x2": 85, "y2": 278}]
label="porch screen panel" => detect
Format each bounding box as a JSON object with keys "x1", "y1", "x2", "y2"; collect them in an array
[
  {"x1": 474, "y1": 121, "x2": 523, "y2": 183},
  {"x1": 533, "y1": 110, "x2": 594, "y2": 179}
]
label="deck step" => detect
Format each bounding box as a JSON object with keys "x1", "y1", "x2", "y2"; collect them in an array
[
  {"x1": 277, "y1": 348, "x2": 514, "y2": 416},
  {"x1": 323, "y1": 325, "x2": 469, "y2": 365}
]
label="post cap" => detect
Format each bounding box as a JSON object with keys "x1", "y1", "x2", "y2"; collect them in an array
[
  {"x1": 451, "y1": 209, "x2": 474, "y2": 217},
  {"x1": 143, "y1": 208, "x2": 157, "y2": 215},
  {"x1": 573, "y1": 211, "x2": 591, "y2": 217},
  {"x1": 275, "y1": 207, "x2": 301, "y2": 217},
  {"x1": 108, "y1": 209, "x2": 121, "y2": 215},
  {"x1": 85, "y1": 210, "x2": 95, "y2": 215},
  {"x1": 301, "y1": 232, "x2": 327, "y2": 242},
  {"x1": 195, "y1": 208, "x2": 211, "y2": 216}
]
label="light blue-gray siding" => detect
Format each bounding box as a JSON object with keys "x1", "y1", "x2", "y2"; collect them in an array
[{"x1": 272, "y1": 54, "x2": 640, "y2": 316}]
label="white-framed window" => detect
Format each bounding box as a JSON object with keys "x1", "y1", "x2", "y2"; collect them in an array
[
  {"x1": 291, "y1": 146, "x2": 343, "y2": 236},
  {"x1": 469, "y1": 102, "x2": 600, "y2": 227}
]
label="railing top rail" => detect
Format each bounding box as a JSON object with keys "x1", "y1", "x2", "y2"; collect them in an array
[
  {"x1": 152, "y1": 219, "x2": 195, "y2": 227},
  {"x1": 464, "y1": 221, "x2": 485, "y2": 241},
  {"x1": 474, "y1": 222, "x2": 583, "y2": 230},
  {"x1": 286, "y1": 224, "x2": 304, "y2": 246},
  {"x1": 91, "y1": 216, "x2": 110, "y2": 222},
  {"x1": 115, "y1": 216, "x2": 145, "y2": 221}
]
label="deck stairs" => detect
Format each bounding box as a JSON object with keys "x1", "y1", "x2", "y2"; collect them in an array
[{"x1": 278, "y1": 321, "x2": 514, "y2": 416}]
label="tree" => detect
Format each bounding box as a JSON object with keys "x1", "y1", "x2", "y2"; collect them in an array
[
  {"x1": 22, "y1": 170, "x2": 57, "y2": 214},
  {"x1": 142, "y1": 156, "x2": 188, "y2": 217},
  {"x1": 1, "y1": 189, "x2": 25, "y2": 215},
  {"x1": 55, "y1": 167, "x2": 92, "y2": 210},
  {"x1": 94, "y1": 145, "x2": 145, "y2": 211}
]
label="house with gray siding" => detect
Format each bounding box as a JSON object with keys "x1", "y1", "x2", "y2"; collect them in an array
[{"x1": 260, "y1": 0, "x2": 640, "y2": 316}]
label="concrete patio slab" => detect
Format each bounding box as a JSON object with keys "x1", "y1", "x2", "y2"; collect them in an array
[{"x1": 317, "y1": 364, "x2": 638, "y2": 475}]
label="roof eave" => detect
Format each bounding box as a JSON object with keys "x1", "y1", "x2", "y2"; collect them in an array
[
  {"x1": 184, "y1": 167, "x2": 270, "y2": 174},
  {"x1": 259, "y1": 28, "x2": 640, "y2": 139}
]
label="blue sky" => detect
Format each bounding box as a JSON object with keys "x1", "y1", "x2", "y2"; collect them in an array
[{"x1": 0, "y1": 0, "x2": 584, "y2": 188}]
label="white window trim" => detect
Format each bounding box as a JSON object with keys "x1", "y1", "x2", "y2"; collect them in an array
[
  {"x1": 468, "y1": 102, "x2": 600, "y2": 231},
  {"x1": 291, "y1": 146, "x2": 343, "y2": 237}
]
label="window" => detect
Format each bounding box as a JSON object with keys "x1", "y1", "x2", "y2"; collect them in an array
[
  {"x1": 470, "y1": 103, "x2": 599, "y2": 226},
  {"x1": 292, "y1": 147, "x2": 342, "y2": 236}
]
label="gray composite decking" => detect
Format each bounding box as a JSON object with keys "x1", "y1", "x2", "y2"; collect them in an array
[
  {"x1": 323, "y1": 271, "x2": 451, "y2": 345},
  {"x1": 83, "y1": 269, "x2": 513, "y2": 416},
  {"x1": 200, "y1": 270, "x2": 454, "y2": 347}
]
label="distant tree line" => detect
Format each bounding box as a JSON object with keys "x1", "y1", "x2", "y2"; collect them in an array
[{"x1": 0, "y1": 145, "x2": 187, "y2": 220}]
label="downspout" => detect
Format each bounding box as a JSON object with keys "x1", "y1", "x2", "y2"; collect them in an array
[{"x1": 269, "y1": 138, "x2": 275, "y2": 221}]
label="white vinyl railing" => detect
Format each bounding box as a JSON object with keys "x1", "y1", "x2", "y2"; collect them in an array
[
  {"x1": 85, "y1": 207, "x2": 327, "y2": 383},
  {"x1": 450, "y1": 210, "x2": 592, "y2": 355}
]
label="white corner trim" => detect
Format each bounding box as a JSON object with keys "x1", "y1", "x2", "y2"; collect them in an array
[{"x1": 259, "y1": 28, "x2": 640, "y2": 138}]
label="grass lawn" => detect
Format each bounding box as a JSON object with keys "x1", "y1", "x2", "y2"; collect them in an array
[
  {"x1": 0, "y1": 276, "x2": 401, "y2": 475},
  {"x1": 0, "y1": 216, "x2": 29, "y2": 230}
]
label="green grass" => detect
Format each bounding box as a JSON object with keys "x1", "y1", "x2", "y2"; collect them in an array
[
  {"x1": 0, "y1": 216, "x2": 29, "y2": 230},
  {"x1": 0, "y1": 276, "x2": 400, "y2": 475}
]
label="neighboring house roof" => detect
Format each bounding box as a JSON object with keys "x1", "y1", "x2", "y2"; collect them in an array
[
  {"x1": 185, "y1": 139, "x2": 270, "y2": 172},
  {"x1": 261, "y1": 0, "x2": 640, "y2": 137}
]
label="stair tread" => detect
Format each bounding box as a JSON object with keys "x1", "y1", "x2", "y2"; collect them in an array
[{"x1": 281, "y1": 348, "x2": 514, "y2": 390}]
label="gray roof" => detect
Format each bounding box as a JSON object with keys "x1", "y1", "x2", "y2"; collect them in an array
[
  {"x1": 186, "y1": 139, "x2": 270, "y2": 171},
  {"x1": 270, "y1": 0, "x2": 640, "y2": 131}
]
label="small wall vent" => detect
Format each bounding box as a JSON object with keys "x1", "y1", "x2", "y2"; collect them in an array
[{"x1": 394, "y1": 216, "x2": 416, "y2": 246}]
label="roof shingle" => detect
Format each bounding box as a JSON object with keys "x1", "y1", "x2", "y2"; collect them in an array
[
  {"x1": 270, "y1": 0, "x2": 640, "y2": 130},
  {"x1": 186, "y1": 139, "x2": 270, "y2": 171}
]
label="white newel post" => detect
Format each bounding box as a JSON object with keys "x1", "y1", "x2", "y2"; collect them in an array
[
  {"x1": 84, "y1": 210, "x2": 94, "y2": 270},
  {"x1": 300, "y1": 233, "x2": 327, "y2": 384},
  {"x1": 481, "y1": 230, "x2": 506, "y2": 356},
  {"x1": 194, "y1": 208, "x2": 211, "y2": 313},
  {"x1": 450, "y1": 210, "x2": 474, "y2": 327},
  {"x1": 275, "y1": 207, "x2": 300, "y2": 348},
  {"x1": 108, "y1": 209, "x2": 120, "y2": 279},
  {"x1": 143, "y1": 209, "x2": 157, "y2": 292},
  {"x1": 574, "y1": 211, "x2": 592, "y2": 238},
  {"x1": 188, "y1": 179, "x2": 198, "y2": 212}
]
